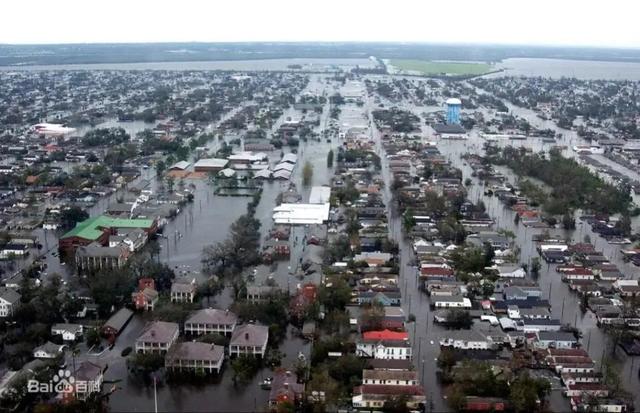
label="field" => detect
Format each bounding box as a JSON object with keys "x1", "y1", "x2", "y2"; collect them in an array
[{"x1": 390, "y1": 59, "x2": 493, "y2": 76}]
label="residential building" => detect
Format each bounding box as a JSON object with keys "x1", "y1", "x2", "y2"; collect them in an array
[
  {"x1": 71, "y1": 361, "x2": 104, "y2": 401},
  {"x1": 33, "y1": 342, "x2": 65, "y2": 359},
  {"x1": 534, "y1": 331, "x2": 578, "y2": 349},
  {"x1": 229, "y1": 324, "x2": 269, "y2": 358},
  {"x1": 171, "y1": 279, "x2": 196, "y2": 303},
  {"x1": 268, "y1": 370, "x2": 305, "y2": 409},
  {"x1": 51, "y1": 323, "x2": 83, "y2": 341},
  {"x1": 357, "y1": 330, "x2": 412, "y2": 360},
  {"x1": 0, "y1": 287, "x2": 20, "y2": 317},
  {"x1": 184, "y1": 308, "x2": 238, "y2": 336},
  {"x1": 135, "y1": 321, "x2": 179, "y2": 354},
  {"x1": 352, "y1": 384, "x2": 426, "y2": 410},
  {"x1": 165, "y1": 342, "x2": 225, "y2": 373},
  {"x1": 362, "y1": 369, "x2": 418, "y2": 386},
  {"x1": 431, "y1": 295, "x2": 472, "y2": 309}
]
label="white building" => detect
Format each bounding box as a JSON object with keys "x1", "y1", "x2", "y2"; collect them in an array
[{"x1": 51, "y1": 323, "x2": 84, "y2": 341}]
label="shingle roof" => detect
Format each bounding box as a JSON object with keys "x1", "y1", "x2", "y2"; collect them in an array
[
  {"x1": 230, "y1": 324, "x2": 269, "y2": 347},
  {"x1": 137, "y1": 321, "x2": 179, "y2": 344},
  {"x1": 186, "y1": 308, "x2": 238, "y2": 326},
  {"x1": 166, "y1": 342, "x2": 224, "y2": 363},
  {"x1": 0, "y1": 287, "x2": 20, "y2": 304}
]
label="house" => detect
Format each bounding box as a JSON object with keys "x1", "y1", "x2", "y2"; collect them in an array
[
  {"x1": 229, "y1": 324, "x2": 269, "y2": 358},
  {"x1": 356, "y1": 290, "x2": 402, "y2": 306},
  {"x1": 102, "y1": 307, "x2": 133, "y2": 339},
  {"x1": 467, "y1": 232, "x2": 510, "y2": 250},
  {"x1": 0, "y1": 244, "x2": 29, "y2": 259},
  {"x1": 51, "y1": 323, "x2": 84, "y2": 341},
  {"x1": 33, "y1": 341, "x2": 65, "y2": 359},
  {"x1": 135, "y1": 321, "x2": 180, "y2": 354},
  {"x1": 565, "y1": 383, "x2": 609, "y2": 398},
  {"x1": 613, "y1": 279, "x2": 640, "y2": 297},
  {"x1": 165, "y1": 342, "x2": 225, "y2": 373},
  {"x1": 352, "y1": 384, "x2": 426, "y2": 410},
  {"x1": 171, "y1": 279, "x2": 196, "y2": 303},
  {"x1": 439, "y1": 329, "x2": 497, "y2": 351},
  {"x1": 131, "y1": 287, "x2": 158, "y2": 311},
  {"x1": 0, "y1": 287, "x2": 20, "y2": 317},
  {"x1": 184, "y1": 308, "x2": 238, "y2": 336},
  {"x1": 494, "y1": 265, "x2": 526, "y2": 279},
  {"x1": 71, "y1": 361, "x2": 104, "y2": 401},
  {"x1": 356, "y1": 330, "x2": 411, "y2": 360},
  {"x1": 520, "y1": 318, "x2": 562, "y2": 333},
  {"x1": 246, "y1": 285, "x2": 278, "y2": 303},
  {"x1": 268, "y1": 369, "x2": 305, "y2": 409},
  {"x1": 431, "y1": 295, "x2": 472, "y2": 309},
  {"x1": 534, "y1": 331, "x2": 578, "y2": 349},
  {"x1": 362, "y1": 369, "x2": 418, "y2": 386},
  {"x1": 353, "y1": 252, "x2": 392, "y2": 267}
]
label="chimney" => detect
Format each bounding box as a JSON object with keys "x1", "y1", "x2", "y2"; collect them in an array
[{"x1": 284, "y1": 382, "x2": 289, "y2": 389}]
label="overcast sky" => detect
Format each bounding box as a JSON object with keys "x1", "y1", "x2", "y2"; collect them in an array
[{"x1": 3, "y1": 0, "x2": 639, "y2": 48}]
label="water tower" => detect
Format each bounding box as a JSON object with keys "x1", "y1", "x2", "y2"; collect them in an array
[{"x1": 446, "y1": 98, "x2": 462, "y2": 125}]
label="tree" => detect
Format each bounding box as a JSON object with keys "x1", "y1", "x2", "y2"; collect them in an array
[
  {"x1": 326, "y1": 150, "x2": 334, "y2": 168},
  {"x1": 616, "y1": 213, "x2": 632, "y2": 237},
  {"x1": 85, "y1": 328, "x2": 101, "y2": 347},
  {"x1": 530, "y1": 257, "x2": 541, "y2": 279},
  {"x1": 509, "y1": 371, "x2": 551, "y2": 413},
  {"x1": 230, "y1": 355, "x2": 261, "y2": 385},
  {"x1": 303, "y1": 161, "x2": 314, "y2": 187},
  {"x1": 562, "y1": 212, "x2": 576, "y2": 230},
  {"x1": 165, "y1": 176, "x2": 175, "y2": 193},
  {"x1": 383, "y1": 395, "x2": 411, "y2": 413},
  {"x1": 155, "y1": 160, "x2": 166, "y2": 178},
  {"x1": 60, "y1": 206, "x2": 89, "y2": 229}
]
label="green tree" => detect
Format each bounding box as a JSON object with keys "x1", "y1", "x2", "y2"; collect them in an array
[
  {"x1": 302, "y1": 161, "x2": 314, "y2": 187},
  {"x1": 85, "y1": 328, "x2": 101, "y2": 347},
  {"x1": 326, "y1": 150, "x2": 334, "y2": 168},
  {"x1": 562, "y1": 212, "x2": 576, "y2": 230}
]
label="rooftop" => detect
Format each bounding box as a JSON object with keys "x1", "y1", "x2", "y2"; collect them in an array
[{"x1": 61, "y1": 215, "x2": 154, "y2": 241}]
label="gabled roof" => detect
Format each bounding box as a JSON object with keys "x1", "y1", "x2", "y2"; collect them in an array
[{"x1": 0, "y1": 287, "x2": 20, "y2": 304}]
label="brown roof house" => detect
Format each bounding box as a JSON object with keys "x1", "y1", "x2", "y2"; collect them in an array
[
  {"x1": 229, "y1": 323, "x2": 269, "y2": 358},
  {"x1": 171, "y1": 278, "x2": 196, "y2": 303},
  {"x1": 165, "y1": 342, "x2": 225, "y2": 374},
  {"x1": 135, "y1": 321, "x2": 179, "y2": 354},
  {"x1": 268, "y1": 369, "x2": 305, "y2": 410},
  {"x1": 184, "y1": 308, "x2": 238, "y2": 336}
]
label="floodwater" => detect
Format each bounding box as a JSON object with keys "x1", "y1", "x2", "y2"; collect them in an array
[
  {"x1": 0, "y1": 58, "x2": 375, "y2": 72},
  {"x1": 490, "y1": 58, "x2": 640, "y2": 80}
]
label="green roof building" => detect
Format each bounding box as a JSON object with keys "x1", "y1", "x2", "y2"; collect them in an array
[{"x1": 59, "y1": 215, "x2": 156, "y2": 253}]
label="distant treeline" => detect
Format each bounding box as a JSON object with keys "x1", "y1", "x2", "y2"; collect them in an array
[{"x1": 3, "y1": 42, "x2": 640, "y2": 66}]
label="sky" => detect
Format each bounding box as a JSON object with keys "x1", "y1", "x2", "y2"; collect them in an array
[{"x1": 3, "y1": 0, "x2": 640, "y2": 48}]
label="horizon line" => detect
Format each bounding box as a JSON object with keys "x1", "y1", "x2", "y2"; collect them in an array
[{"x1": 1, "y1": 40, "x2": 640, "y2": 51}]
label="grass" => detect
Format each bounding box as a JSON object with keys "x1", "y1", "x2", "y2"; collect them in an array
[{"x1": 391, "y1": 60, "x2": 493, "y2": 76}]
